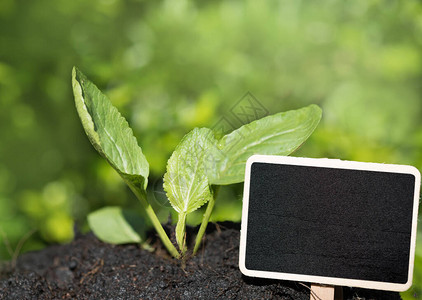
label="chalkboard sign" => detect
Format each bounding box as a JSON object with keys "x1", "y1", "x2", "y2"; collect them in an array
[{"x1": 239, "y1": 155, "x2": 420, "y2": 292}]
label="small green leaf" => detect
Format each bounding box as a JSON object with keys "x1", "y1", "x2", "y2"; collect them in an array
[
  {"x1": 72, "y1": 67, "x2": 149, "y2": 192},
  {"x1": 163, "y1": 128, "x2": 216, "y2": 249},
  {"x1": 88, "y1": 206, "x2": 145, "y2": 244},
  {"x1": 208, "y1": 104, "x2": 322, "y2": 185}
]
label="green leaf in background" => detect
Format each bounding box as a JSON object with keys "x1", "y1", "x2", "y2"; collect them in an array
[
  {"x1": 87, "y1": 206, "x2": 145, "y2": 244},
  {"x1": 207, "y1": 104, "x2": 322, "y2": 185},
  {"x1": 163, "y1": 128, "x2": 216, "y2": 250},
  {"x1": 72, "y1": 67, "x2": 149, "y2": 192}
]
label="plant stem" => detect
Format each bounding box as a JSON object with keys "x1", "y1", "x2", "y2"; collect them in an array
[
  {"x1": 176, "y1": 211, "x2": 187, "y2": 255},
  {"x1": 126, "y1": 181, "x2": 181, "y2": 259},
  {"x1": 193, "y1": 185, "x2": 220, "y2": 255}
]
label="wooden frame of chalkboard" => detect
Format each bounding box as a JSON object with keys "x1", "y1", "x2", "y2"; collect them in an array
[{"x1": 239, "y1": 155, "x2": 420, "y2": 292}]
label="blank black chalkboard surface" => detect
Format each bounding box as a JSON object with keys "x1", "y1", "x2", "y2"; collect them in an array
[{"x1": 239, "y1": 155, "x2": 421, "y2": 292}]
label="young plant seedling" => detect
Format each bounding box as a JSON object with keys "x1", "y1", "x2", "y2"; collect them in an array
[{"x1": 72, "y1": 67, "x2": 322, "y2": 258}]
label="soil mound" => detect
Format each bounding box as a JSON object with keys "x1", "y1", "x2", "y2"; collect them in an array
[{"x1": 0, "y1": 223, "x2": 401, "y2": 299}]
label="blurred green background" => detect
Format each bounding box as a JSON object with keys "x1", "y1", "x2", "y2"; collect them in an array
[{"x1": 0, "y1": 0, "x2": 421, "y2": 297}]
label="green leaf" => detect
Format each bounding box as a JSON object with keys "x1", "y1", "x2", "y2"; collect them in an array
[
  {"x1": 163, "y1": 127, "x2": 216, "y2": 249},
  {"x1": 72, "y1": 67, "x2": 149, "y2": 191},
  {"x1": 208, "y1": 104, "x2": 322, "y2": 185},
  {"x1": 88, "y1": 206, "x2": 145, "y2": 244}
]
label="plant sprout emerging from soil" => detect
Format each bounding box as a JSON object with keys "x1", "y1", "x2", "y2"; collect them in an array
[{"x1": 71, "y1": 67, "x2": 322, "y2": 258}]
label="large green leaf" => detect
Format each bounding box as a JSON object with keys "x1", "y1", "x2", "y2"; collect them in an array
[
  {"x1": 208, "y1": 104, "x2": 322, "y2": 185},
  {"x1": 163, "y1": 128, "x2": 216, "y2": 249},
  {"x1": 88, "y1": 206, "x2": 145, "y2": 244},
  {"x1": 72, "y1": 67, "x2": 149, "y2": 191}
]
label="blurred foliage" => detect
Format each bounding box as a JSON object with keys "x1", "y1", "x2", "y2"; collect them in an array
[{"x1": 0, "y1": 0, "x2": 422, "y2": 295}]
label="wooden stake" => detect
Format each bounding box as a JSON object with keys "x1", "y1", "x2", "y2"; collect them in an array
[{"x1": 310, "y1": 283, "x2": 341, "y2": 300}]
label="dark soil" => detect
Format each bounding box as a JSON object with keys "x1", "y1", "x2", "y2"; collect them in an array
[{"x1": 0, "y1": 223, "x2": 401, "y2": 299}]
